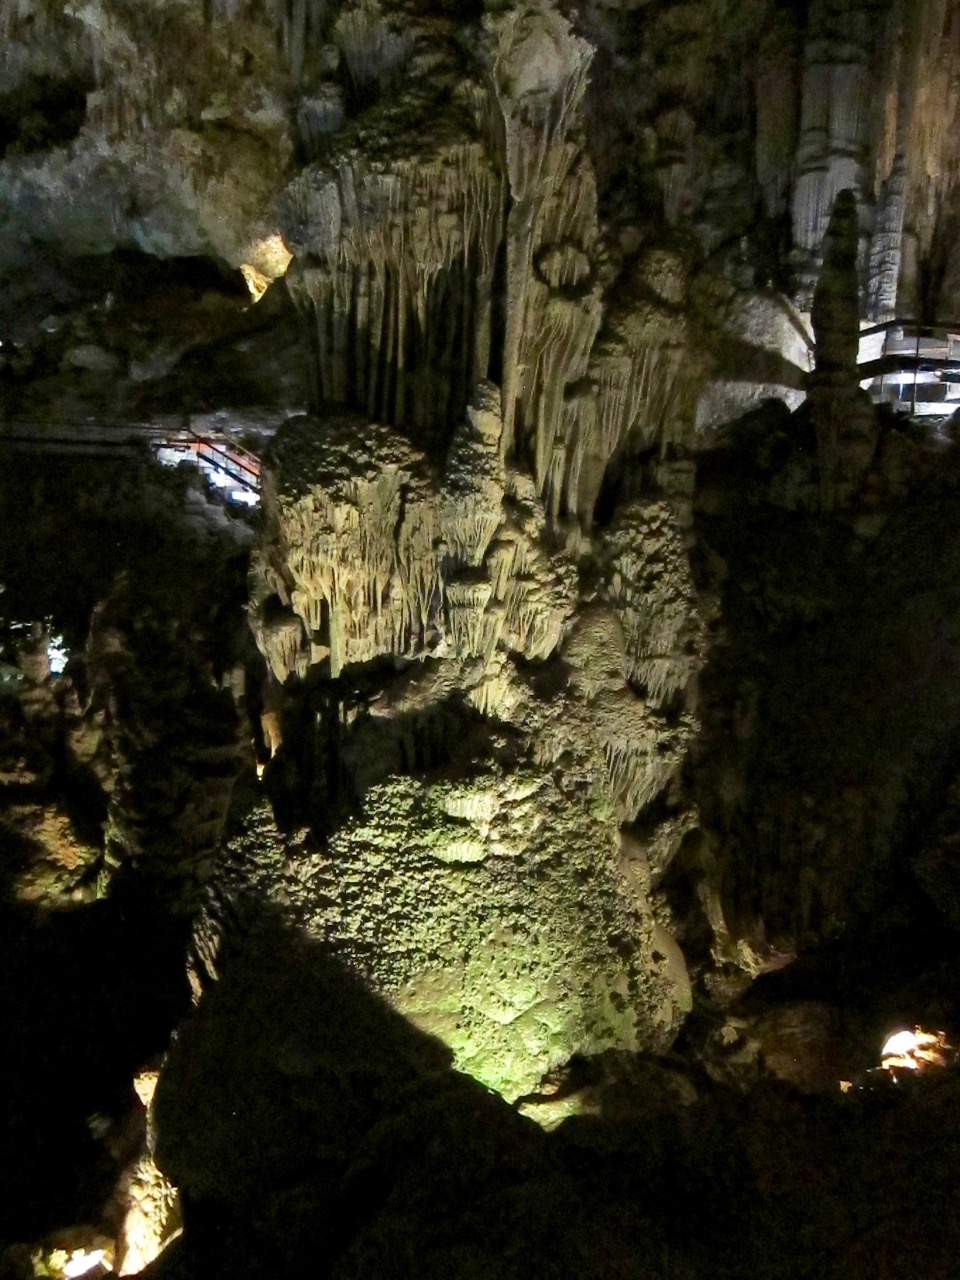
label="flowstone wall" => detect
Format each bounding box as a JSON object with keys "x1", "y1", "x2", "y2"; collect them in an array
[{"x1": 239, "y1": 367, "x2": 705, "y2": 1094}]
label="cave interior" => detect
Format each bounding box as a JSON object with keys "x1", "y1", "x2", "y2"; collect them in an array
[{"x1": 3, "y1": 1, "x2": 960, "y2": 1277}]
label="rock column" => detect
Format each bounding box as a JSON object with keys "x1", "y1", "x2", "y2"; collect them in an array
[{"x1": 809, "y1": 189, "x2": 877, "y2": 510}]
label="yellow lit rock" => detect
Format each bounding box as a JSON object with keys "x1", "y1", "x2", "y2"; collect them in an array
[
  {"x1": 240, "y1": 234, "x2": 293, "y2": 300},
  {"x1": 880, "y1": 1026, "x2": 950, "y2": 1072}
]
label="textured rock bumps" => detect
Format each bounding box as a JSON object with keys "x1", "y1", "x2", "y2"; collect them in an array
[{"x1": 194, "y1": 766, "x2": 686, "y2": 1101}]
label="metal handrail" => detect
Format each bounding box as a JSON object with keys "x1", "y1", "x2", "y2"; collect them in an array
[
  {"x1": 858, "y1": 318, "x2": 960, "y2": 340},
  {"x1": 857, "y1": 321, "x2": 960, "y2": 418},
  {"x1": 165, "y1": 431, "x2": 261, "y2": 486},
  {"x1": 0, "y1": 417, "x2": 262, "y2": 492}
]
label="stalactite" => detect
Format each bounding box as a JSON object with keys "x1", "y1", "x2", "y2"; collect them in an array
[
  {"x1": 868, "y1": 149, "x2": 906, "y2": 321},
  {"x1": 281, "y1": 97, "x2": 505, "y2": 451},
  {"x1": 520, "y1": 284, "x2": 602, "y2": 499},
  {"x1": 446, "y1": 580, "x2": 498, "y2": 659},
  {"x1": 297, "y1": 85, "x2": 345, "y2": 158},
  {"x1": 281, "y1": 0, "x2": 717, "y2": 554},
  {"x1": 498, "y1": 530, "x2": 574, "y2": 659},
  {"x1": 282, "y1": 4, "x2": 701, "y2": 535},
  {"x1": 334, "y1": 0, "x2": 413, "y2": 106},
  {"x1": 654, "y1": 107, "x2": 698, "y2": 225},
  {"x1": 273, "y1": 0, "x2": 333, "y2": 81},
  {"x1": 755, "y1": 26, "x2": 801, "y2": 219},
  {"x1": 598, "y1": 498, "x2": 708, "y2": 704},
  {"x1": 601, "y1": 722, "x2": 683, "y2": 821},
  {"x1": 556, "y1": 387, "x2": 595, "y2": 528},
  {"x1": 578, "y1": 293, "x2": 703, "y2": 525},
  {"x1": 486, "y1": 534, "x2": 518, "y2": 602},
  {"x1": 488, "y1": 4, "x2": 594, "y2": 463},
  {"x1": 210, "y1": 0, "x2": 245, "y2": 21},
  {"x1": 790, "y1": 0, "x2": 882, "y2": 302},
  {"x1": 439, "y1": 382, "x2": 505, "y2": 570}
]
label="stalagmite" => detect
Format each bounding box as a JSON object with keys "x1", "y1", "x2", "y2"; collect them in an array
[{"x1": 809, "y1": 188, "x2": 878, "y2": 510}]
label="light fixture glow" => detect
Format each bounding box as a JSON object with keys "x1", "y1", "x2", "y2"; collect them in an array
[
  {"x1": 880, "y1": 1026, "x2": 948, "y2": 1072},
  {"x1": 240, "y1": 263, "x2": 271, "y2": 302},
  {"x1": 62, "y1": 1249, "x2": 106, "y2": 1278},
  {"x1": 48, "y1": 633, "x2": 68, "y2": 675}
]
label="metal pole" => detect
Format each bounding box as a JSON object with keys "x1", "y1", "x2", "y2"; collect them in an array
[{"x1": 912, "y1": 326, "x2": 920, "y2": 417}]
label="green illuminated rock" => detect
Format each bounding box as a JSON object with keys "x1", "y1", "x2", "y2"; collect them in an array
[{"x1": 201, "y1": 766, "x2": 687, "y2": 1101}]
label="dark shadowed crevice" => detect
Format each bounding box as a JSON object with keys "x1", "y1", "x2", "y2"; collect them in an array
[{"x1": 0, "y1": 76, "x2": 91, "y2": 158}]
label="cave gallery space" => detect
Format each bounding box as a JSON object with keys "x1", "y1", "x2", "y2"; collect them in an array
[{"x1": 3, "y1": 2, "x2": 960, "y2": 1278}]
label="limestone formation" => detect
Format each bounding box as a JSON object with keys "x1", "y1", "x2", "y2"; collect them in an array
[
  {"x1": 110, "y1": 1155, "x2": 179, "y2": 1277},
  {"x1": 275, "y1": 2, "x2": 723, "y2": 533},
  {"x1": 193, "y1": 766, "x2": 684, "y2": 1103},
  {"x1": 791, "y1": 0, "x2": 877, "y2": 296},
  {"x1": 809, "y1": 188, "x2": 878, "y2": 510},
  {"x1": 251, "y1": 387, "x2": 579, "y2": 681},
  {"x1": 235, "y1": 417, "x2": 707, "y2": 1100},
  {"x1": 488, "y1": 5, "x2": 596, "y2": 471},
  {"x1": 281, "y1": 84, "x2": 504, "y2": 451},
  {"x1": 0, "y1": 0, "x2": 294, "y2": 271},
  {"x1": 86, "y1": 585, "x2": 244, "y2": 908},
  {"x1": 598, "y1": 496, "x2": 709, "y2": 706},
  {"x1": 11, "y1": 4, "x2": 960, "y2": 1276},
  {"x1": 868, "y1": 149, "x2": 907, "y2": 322}
]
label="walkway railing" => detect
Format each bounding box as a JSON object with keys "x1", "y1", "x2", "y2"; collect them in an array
[
  {"x1": 0, "y1": 418, "x2": 261, "y2": 498},
  {"x1": 858, "y1": 320, "x2": 960, "y2": 418},
  {"x1": 160, "y1": 425, "x2": 260, "y2": 494}
]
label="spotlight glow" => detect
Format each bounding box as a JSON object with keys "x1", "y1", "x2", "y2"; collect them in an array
[
  {"x1": 62, "y1": 1249, "x2": 106, "y2": 1278},
  {"x1": 880, "y1": 1026, "x2": 948, "y2": 1072},
  {"x1": 48, "y1": 633, "x2": 68, "y2": 675}
]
